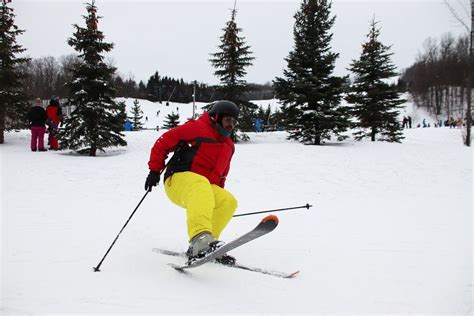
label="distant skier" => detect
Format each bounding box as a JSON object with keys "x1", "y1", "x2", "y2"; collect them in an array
[
  {"x1": 402, "y1": 116, "x2": 408, "y2": 129},
  {"x1": 27, "y1": 98, "x2": 48, "y2": 152},
  {"x1": 449, "y1": 116, "x2": 455, "y2": 128},
  {"x1": 422, "y1": 118, "x2": 428, "y2": 128},
  {"x1": 255, "y1": 118, "x2": 263, "y2": 132},
  {"x1": 46, "y1": 97, "x2": 62, "y2": 150},
  {"x1": 145, "y1": 100, "x2": 239, "y2": 265}
]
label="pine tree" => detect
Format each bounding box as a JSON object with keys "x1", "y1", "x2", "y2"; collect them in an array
[
  {"x1": 0, "y1": 0, "x2": 30, "y2": 144},
  {"x1": 162, "y1": 111, "x2": 180, "y2": 129},
  {"x1": 59, "y1": 1, "x2": 126, "y2": 156},
  {"x1": 256, "y1": 106, "x2": 266, "y2": 121},
  {"x1": 274, "y1": 0, "x2": 350, "y2": 145},
  {"x1": 345, "y1": 19, "x2": 405, "y2": 142},
  {"x1": 130, "y1": 99, "x2": 144, "y2": 131},
  {"x1": 209, "y1": 5, "x2": 256, "y2": 133}
]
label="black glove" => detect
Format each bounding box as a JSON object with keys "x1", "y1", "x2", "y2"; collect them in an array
[{"x1": 145, "y1": 171, "x2": 161, "y2": 191}]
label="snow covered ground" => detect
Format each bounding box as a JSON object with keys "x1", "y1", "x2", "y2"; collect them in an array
[
  {"x1": 118, "y1": 95, "x2": 449, "y2": 133},
  {"x1": 1, "y1": 100, "x2": 473, "y2": 314}
]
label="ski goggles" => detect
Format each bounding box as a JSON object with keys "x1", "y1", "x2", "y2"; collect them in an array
[{"x1": 222, "y1": 116, "x2": 238, "y2": 126}]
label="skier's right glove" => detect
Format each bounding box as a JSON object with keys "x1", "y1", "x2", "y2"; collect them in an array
[{"x1": 145, "y1": 171, "x2": 161, "y2": 191}]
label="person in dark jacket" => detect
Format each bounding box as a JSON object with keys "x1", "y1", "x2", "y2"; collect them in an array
[
  {"x1": 27, "y1": 98, "x2": 48, "y2": 152},
  {"x1": 145, "y1": 100, "x2": 239, "y2": 265},
  {"x1": 46, "y1": 97, "x2": 62, "y2": 150}
]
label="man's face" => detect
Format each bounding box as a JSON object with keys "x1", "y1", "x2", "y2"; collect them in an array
[{"x1": 221, "y1": 116, "x2": 237, "y2": 131}]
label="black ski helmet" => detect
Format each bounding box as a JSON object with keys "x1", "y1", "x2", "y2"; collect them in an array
[{"x1": 208, "y1": 100, "x2": 239, "y2": 119}]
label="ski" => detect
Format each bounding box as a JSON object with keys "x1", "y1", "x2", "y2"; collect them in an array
[
  {"x1": 152, "y1": 215, "x2": 299, "y2": 279},
  {"x1": 152, "y1": 248, "x2": 299, "y2": 279},
  {"x1": 172, "y1": 215, "x2": 279, "y2": 270}
]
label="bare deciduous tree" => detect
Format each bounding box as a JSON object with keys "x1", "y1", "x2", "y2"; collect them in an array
[
  {"x1": 443, "y1": 0, "x2": 472, "y2": 146},
  {"x1": 402, "y1": 34, "x2": 469, "y2": 124}
]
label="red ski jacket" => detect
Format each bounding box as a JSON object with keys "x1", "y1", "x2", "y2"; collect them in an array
[
  {"x1": 46, "y1": 104, "x2": 62, "y2": 125},
  {"x1": 148, "y1": 112, "x2": 235, "y2": 188}
]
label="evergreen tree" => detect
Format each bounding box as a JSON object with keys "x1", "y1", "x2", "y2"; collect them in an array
[
  {"x1": 270, "y1": 107, "x2": 285, "y2": 130},
  {"x1": 209, "y1": 5, "x2": 256, "y2": 133},
  {"x1": 138, "y1": 80, "x2": 147, "y2": 98},
  {"x1": 130, "y1": 99, "x2": 144, "y2": 131},
  {"x1": 162, "y1": 111, "x2": 180, "y2": 129},
  {"x1": 59, "y1": 1, "x2": 126, "y2": 156},
  {"x1": 256, "y1": 106, "x2": 266, "y2": 121},
  {"x1": 345, "y1": 19, "x2": 405, "y2": 142},
  {"x1": 0, "y1": 0, "x2": 30, "y2": 144},
  {"x1": 274, "y1": 0, "x2": 350, "y2": 145}
]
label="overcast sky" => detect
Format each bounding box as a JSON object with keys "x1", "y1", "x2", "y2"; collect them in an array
[{"x1": 13, "y1": 0, "x2": 469, "y2": 85}]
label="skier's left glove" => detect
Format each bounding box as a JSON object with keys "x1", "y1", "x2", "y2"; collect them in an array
[{"x1": 145, "y1": 171, "x2": 161, "y2": 191}]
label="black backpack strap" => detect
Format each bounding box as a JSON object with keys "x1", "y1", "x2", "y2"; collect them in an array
[{"x1": 164, "y1": 137, "x2": 220, "y2": 181}]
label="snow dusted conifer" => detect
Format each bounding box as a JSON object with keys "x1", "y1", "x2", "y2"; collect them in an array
[
  {"x1": 0, "y1": 0, "x2": 30, "y2": 144},
  {"x1": 162, "y1": 111, "x2": 180, "y2": 129},
  {"x1": 209, "y1": 5, "x2": 256, "y2": 133},
  {"x1": 345, "y1": 19, "x2": 405, "y2": 142},
  {"x1": 274, "y1": 0, "x2": 350, "y2": 145},
  {"x1": 130, "y1": 99, "x2": 144, "y2": 131},
  {"x1": 59, "y1": 0, "x2": 126, "y2": 156}
]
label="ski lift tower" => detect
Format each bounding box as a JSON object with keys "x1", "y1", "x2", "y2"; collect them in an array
[{"x1": 192, "y1": 80, "x2": 197, "y2": 119}]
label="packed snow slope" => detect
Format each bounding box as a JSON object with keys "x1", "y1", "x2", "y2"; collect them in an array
[
  {"x1": 1, "y1": 101, "x2": 473, "y2": 314},
  {"x1": 117, "y1": 97, "x2": 283, "y2": 131},
  {"x1": 117, "y1": 95, "x2": 450, "y2": 132}
]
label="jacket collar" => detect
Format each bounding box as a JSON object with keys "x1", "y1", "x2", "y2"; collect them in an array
[{"x1": 198, "y1": 112, "x2": 232, "y2": 141}]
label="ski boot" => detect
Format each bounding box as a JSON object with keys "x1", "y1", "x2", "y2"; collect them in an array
[{"x1": 186, "y1": 231, "x2": 219, "y2": 263}]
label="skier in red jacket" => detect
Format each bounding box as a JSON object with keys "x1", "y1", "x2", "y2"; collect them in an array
[
  {"x1": 145, "y1": 100, "x2": 239, "y2": 264},
  {"x1": 46, "y1": 97, "x2": 62, "y2": 150}
]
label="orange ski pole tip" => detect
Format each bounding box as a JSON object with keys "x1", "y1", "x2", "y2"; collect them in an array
[{"x1": 262, "y1": 214, "x2": 279, "y2": 224}]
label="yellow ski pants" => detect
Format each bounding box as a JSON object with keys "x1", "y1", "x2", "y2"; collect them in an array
[{"x1": 164, "y1": 171, "x2": 238, "y2": 241}]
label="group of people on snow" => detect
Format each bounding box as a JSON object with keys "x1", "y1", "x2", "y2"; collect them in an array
[
  {"x1": 27, "y1": 97, "x2": 62, "y2": 152},
  {"x1": 402, "y1": 116, "x2": 412, "y2": 129},
  {"x1": 402, "y1": 115, "x2": 466, "y2": 129},
  {"x1": 424, "y1": 116, "x2": 465, "y2": 128},
  {"x1": 448, "y1": 116, "x2": 464, "y2": 129}
]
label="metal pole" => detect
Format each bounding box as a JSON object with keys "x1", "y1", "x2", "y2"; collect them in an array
[
  {"x1": 233, "y1": 204, "x2": 312, "y2": 218},
  {"x1": 93, "y1": 190, "x2": 150, "y2": 272},
  {"x1": 193, "y1": 80, "x2": 196, "y2": 119}
]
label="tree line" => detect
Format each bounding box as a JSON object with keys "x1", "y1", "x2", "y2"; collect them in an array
[
  {"x1": 2, "y1": 0, "x2": 441, "y2": 152},
  {"x1": 400, "y1": 33, "x2": 470, "y2": 120},
  {"x1": 19, "y1": 55, "x2": 275, "y2": 104},
  {"x1": 129, "y1": 0, "x2": 406, "y2": 144}
]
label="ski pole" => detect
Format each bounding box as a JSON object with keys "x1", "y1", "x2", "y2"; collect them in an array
[
  {"x1": 93, "y1": 190, "x2": 150, "y2": 272},
  {"x1": 232, "y1": 203, "x2": 312, "y2": 218}
]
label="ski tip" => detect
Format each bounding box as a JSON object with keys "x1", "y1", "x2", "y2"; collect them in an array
[
  {"x1": 168, "y1": 263, "x2": 187, "y2": 273},
  {"x1": 285, "y1": 270, "x2": 300, "y2": 278},
  {"x1": 262, "y1": 214, "x2": 279, "y2": 225}
]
